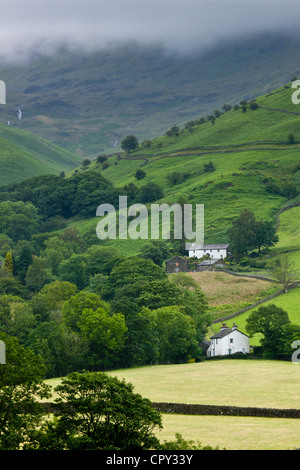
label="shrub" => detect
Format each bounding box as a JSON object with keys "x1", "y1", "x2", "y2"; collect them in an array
[
  {"x1": 203, "y1": 161, "x2": 216, "y2": 173},
  {"x1": 82, "y1": 158, "x2": 91, "y2": 167},
  {"x1": 167, "y1": 171, "x2": 190, "y2": 185},
  {"x1": 135, "y1": 168, "x2": 146, "y2": 180},
  {"x1": 102, "y1": 161, "x2": 110, "y2": 170},
  {"x1": 97, "y1": 155, "x2": 107, "y2": 164},
  {"x1": 139, "y1": 182, "x2": 164, "y2": 203},
  {"x1": 165, "y1": 125, "x2": 180, "y2": 137}
]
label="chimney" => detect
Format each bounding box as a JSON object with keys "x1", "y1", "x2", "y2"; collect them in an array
[
  {"x1": 220, "y1": 323, "x2": 229, "y2": 331},
  {"x1": 232, "y1": 322, "x2": 238, "y2": 330}
]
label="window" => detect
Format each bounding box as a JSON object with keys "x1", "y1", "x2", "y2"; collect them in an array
[{"x1": 230, "y1": 338, "x2": 233, "y2": 343}]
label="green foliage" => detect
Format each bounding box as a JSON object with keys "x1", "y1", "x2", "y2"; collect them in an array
[
  {"x1": 137, "y1": 279, "x2": 184, "y2": 310},
  {"x1": 31, "y1": 371, "x2": 162, "y2": 450},
  {"x1": 267, "y1": 254, "x2": 297, "y2": 290},
  {"x1": 121, "y1": 135, "x2": 139, "y2": 153},
  {"x1": 167, "y1": 171, "x2": 190, "y2": 186},
  {"x1": 227, "y1": 209, "x2": 278, "y2": 259},
  {"x1": 139, "y1": 240, "x2": 171, "y2": 266},
  {"x1": 203, "y1": 161, "x2": 216, "y2": 173},
  {"x1": 246, "y1": 304, "x2": 290, "y2": 356},
  {"x1": 165, "y1": 125, "x2": 180, "y2": 137},
  {"x1": 139, "y1": 181, "x2": 164, "y2": 203},
  {"x1": 4, "y1": 252, "x2": 14, "y2": 274},
  {"x1": 97, "y1": 154, "x2": 107, "y2": 164},
  {"x1": 62, "y1": 291, "x2": 107, "y2": 332},
  {"x1": 0, "y1": 171, "x2": 118, "y2": 220},
  {"x1": 265, "y1": 179, "x2": 298, "y2": 200},
  {"x1": 25, "y1": 256, "x2": 52, "y2": 292},
  {"x1": 160, "y1": 432, "x2": 219, "y2": 450},
  {"x1": 135, "y1": 168, "x2": 146, "y2": 180},
  {"x1": 153, "y1": 306, "x2": 199, "y2": 363},
  {"x1": 0, "y1": 201, "x2": 40, "y2": 242},
  {"x1": 0, "y1": 331, "x2": 51, "y2": 449},
  {"x1": 16, "y1": 246, "x2": 33, "y2": 283},
  {"x1": 102, "y1": 257, "x2": 167, "y2": 300},
  {"x1": 78, "y1": 307, "x2": 127, "y2": 369}
]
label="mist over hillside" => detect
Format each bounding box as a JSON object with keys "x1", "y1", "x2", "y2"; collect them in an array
[{"x1": 1, "y1": 32, "x2": 300, "y2": 156}]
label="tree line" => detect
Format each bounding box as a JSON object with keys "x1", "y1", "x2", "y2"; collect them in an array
[
  {"x1": 0, "y1": 333, "x2": 218, "y2": 450},
  {"x1": 0, "y1": 170, "x2": 165, "y2": 224},
  {"x1": 0, "y1": 217, "x2": 210, "y2": 377}
]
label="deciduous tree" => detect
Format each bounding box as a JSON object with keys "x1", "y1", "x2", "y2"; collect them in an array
[{"x1": 31, "y1": 371, "x2": 162, "y2": 450}]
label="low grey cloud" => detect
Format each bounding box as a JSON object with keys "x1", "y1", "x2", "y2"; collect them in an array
[{"x1": 1, "y1": 0, "x2": 299, "y2": 60}]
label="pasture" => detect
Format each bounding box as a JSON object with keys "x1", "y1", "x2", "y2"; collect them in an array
[{"x1": 45, "y1": 359, "x2": 300, "y2": 450}]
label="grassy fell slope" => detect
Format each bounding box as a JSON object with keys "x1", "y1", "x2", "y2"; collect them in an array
[
  {"x1": 3, "y1": 33, "x2": 300, "y2": 156},
  {"x1": 0, "y1": 123, "x2": 82, "y2": 185},
  {"x1": 209, "y1": 205, "x2": 300, "y2": 342},
  {"x1": 68, "y1": 82, "x2": 300, "y2": 247}
]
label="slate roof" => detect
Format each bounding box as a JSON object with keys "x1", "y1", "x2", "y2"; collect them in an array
[
  {"x1": 198, "y1": 259, "x2": 225, "y2": 266},
  {"x1": 186, "y1": 243, "x2": 229, "y2": 250},
  {"x1": 210, "y1": 328, "x2": 232, "y2": 339},
  {"x1": 210, "y1": 328, "x2": 249, "y2": 340}
]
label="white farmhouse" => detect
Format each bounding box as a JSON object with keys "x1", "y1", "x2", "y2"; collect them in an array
[
  {"x1": 186, "y1": 243, "x2": 229, "y2": 260},
  {"x1": 207, "y1": 323, "x2": 249, "y2": 357}
]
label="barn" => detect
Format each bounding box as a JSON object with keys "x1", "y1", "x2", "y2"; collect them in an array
[{"x1": 165, "y1": 256, "x2": 189, "y2": 273}]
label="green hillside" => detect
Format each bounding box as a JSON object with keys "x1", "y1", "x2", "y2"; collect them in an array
[
  {"x1": 67, "y1": 81, "x2": 300, "y2": 248},
  {"x1": 64, "y1": 80, "x2": 300, "y2": 343},
  {"x1": 208, "y1": 202, "x2": 300, "y2": 343},
  {"x1": 2, "y1": 33, "x2": 300, "y2": 156},
  {"x1": 0, "y1": 123, "x2": 82, "y2": 185}
]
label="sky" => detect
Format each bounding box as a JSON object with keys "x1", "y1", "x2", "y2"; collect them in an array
[{"x1": 1, "y1": 0, "x2": 300, "y2": 60}]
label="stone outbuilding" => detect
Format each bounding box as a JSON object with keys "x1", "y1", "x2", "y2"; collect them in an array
[{"x1": 165, "y1": 256, "x2": 189, "y2": 273}]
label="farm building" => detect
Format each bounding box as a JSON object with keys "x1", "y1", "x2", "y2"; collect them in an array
[
  {"x1": 206, "y1": 323, "x2": 250, "y2": 357},
  {"x1": 197, "y1": 258, "x2": 227, "y2": 271},
  {"x1": 165, "y1": 256, "x2": 189, "y2": 273},
  {"x1": 186, "y1": 243, "x2": 229, "y2": 260}
]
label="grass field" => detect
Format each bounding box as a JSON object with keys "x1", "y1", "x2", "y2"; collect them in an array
[
  {"x1": 111, "y1": 359, "x2": 300, "y2": 450},
  {"x1": 158, "y1": 414, "x2": 300, "y2": 450},
  {"x1": 211, "y1": 287, "x2": 300, "y2": 344},
  {"x1": 185, "y1": 271, "x2": 276, "y2": 320},
  {"x1": 275, "y1": 206, "x2": 300, "y2": 252},
  {"x1": 45, "y1": 359, "x2": 300, "y2": 450},
  {"x1": 45, "y1": 360, "x2": 300, "y2": 409}
]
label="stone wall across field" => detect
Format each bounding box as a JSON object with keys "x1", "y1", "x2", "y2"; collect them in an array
[
  {"x1": 210, "y1": 281, "x2": 299, "y2": 325},
  {"x1": 41, "y1": 401, "x2": 300, "y2": 419},
  {"x1": 151, "y1": 402, "x2": 300, "y2": 419}
]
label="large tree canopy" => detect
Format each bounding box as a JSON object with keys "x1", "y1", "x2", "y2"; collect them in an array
[
  {"x1": 0, "y1": 201, "x2": 40, "y2": 242},
  {"x1": 30, "y1": 371, "x2": 162, "y2": 450}
]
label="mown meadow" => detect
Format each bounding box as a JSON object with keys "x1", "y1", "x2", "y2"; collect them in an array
[{"x1": 45, "y1": 359, "x2": 300, "y2": 450}]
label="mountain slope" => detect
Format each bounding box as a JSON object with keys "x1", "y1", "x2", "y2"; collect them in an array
[
  {"x1": 0, "y1": 124, "x2": 82, "y2": 185},
  {"x1": 2, "y1": 33, "x2": 300, "y2": 156},
  {"x1": 66, "y1": 81, "x2": 300, "y2": 250}
]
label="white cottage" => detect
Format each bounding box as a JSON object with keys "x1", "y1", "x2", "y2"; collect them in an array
[
  {"x1": 186, "y1": 243, "x2": 229, "y2": 260},
  {"x1": 207, "y1": 323, "x2": 249, "y2": 357}
]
